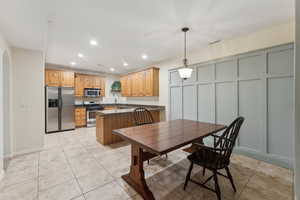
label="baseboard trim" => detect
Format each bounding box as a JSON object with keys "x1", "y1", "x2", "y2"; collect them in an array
[
  {"x1": 234, "y1": 147, "x2": 294, "y2": 169},
  {"x1": 0, "y1": 169, "x2": 5, "y2": 181},
  {"x1": 5, "y1": 147, "x2": 43, "y2": 159}
]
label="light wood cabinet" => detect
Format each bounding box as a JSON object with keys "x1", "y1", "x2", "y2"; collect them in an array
[
  {"x1": 121, "y1": 67, "x2": 159, "y2": 97},
  {"x1": 75, "y1": 107, "x2": 86, "y2": 127},
  {"x1": 120, "y1": 75, "x2": 132, "y2": 96},
  {"x1": 74, "y1": 74, "x2": 105, "y2": 97},
  {"x1": 45, "y1": 69, "x2": 74, "y2": 87},
  {"x1": 61, "y1": 71, "x2": 74, "y2": 87},
  {"x1": 75, "y1": 74, "x2": 85, "y2": 96},
  {"x1": 45, "y1": 69, "x2": 61, "y2": 87},
  {"x1": 96, "y1": 110, "x2": 161, "y2": 145},
  {"x1": 135, "y1": 71, "x2": 144, "y2": 96},
  {"x1": 131, "y1": 73, "x2": 139, "y2": 96}
]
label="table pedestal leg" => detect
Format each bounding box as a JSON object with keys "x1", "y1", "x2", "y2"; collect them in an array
[{"x1": 122, "y1": 144, "x2": 155, "y2": 200}]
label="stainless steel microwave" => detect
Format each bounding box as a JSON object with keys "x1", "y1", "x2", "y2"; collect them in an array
[{"x1": 84, "y1": 88, "x2": 101, "y2": 97}]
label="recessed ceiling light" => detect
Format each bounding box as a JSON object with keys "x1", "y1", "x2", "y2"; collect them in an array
[
  {"x1": 78, "y1": 53, "x2": 84, "y2": 58},
  {"x1": 142, "y1": 54, "x2": 148, "y2": 60},
  {"x1": 110, "y1": 68, "x2": 115, "y2": 72},
  {"x1": 90, "y1": 40, "x2": 98, "y2": 46},
  {"x1": 123, "y1": 62, "x2": 128, "y2": 67},
  {"x1": 70, "y1": 62, "x2": 76, "y2": 66}
]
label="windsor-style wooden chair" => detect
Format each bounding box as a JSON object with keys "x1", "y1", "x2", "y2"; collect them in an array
[{"x1": 183, "y1": 117, "x2": 245, "y2": 200}]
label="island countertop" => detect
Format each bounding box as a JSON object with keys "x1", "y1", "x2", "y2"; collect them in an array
[{"x1": 96, "y1": 105, "x2": 165, "y2": 116}]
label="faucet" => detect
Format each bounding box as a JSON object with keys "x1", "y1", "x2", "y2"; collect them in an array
[{"x1": 114, "y1": 97, "x2": 117, "y2": 104}]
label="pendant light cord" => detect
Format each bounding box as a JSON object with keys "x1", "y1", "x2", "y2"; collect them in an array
[
  {"x1": 184, "y1": 31, "x2": 186, "y2": 60},
  {"x1": 182, "y1": 27, "x2": 189, "y2": 67}
]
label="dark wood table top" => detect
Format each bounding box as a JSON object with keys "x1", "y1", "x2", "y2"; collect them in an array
[{"x1": 113, "y1": 119, "x2": 227, "y2": 155}]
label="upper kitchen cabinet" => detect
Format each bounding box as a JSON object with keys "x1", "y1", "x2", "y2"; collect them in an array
[
  {"x1": 121, "y1": 67, "x2": 159, "y2": 97},
  {"x1": 45, "y1": 69, "x2": 74, "y2": 87},
  {"x1": 75, "y1": 74, "x2": 85, "y2": 96},
  {"x1": 61, "y1": 71, "x2": 75, "y2": 87},
  {"x1": 74, "y1": 73, "x2": 105, "y2": 97},
  {"x1": 120, "y1": 75, "x2": 132, "y2": 96},
  {"x1": 144, "y1": 68, "x2": 159, "y2": 96},
  {"x1": 45, "y1": 69, "x2": 61, "y2": 87}
]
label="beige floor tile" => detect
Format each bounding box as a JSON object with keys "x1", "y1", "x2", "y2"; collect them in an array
[
  {"x1": 68, "y1": 157, "x2": 102, "y2": 178},
  {"x1": 84, "y1": 181, "x2": 130, "y2": 200},
  {"x1": 64, "y1": 146, "x2": 89, "y2": 159},
  {"x1": 115, "y1": 177, "x2": 137, "y2": 197},
  {"x1": 104, "y1": 162, "x2": 130, "y2": 178},
  {"x1": 39, "y1": 159, "x2": 71, "y2": 177},
  {"x1": 256, "y1": 161, "x2": 294, "y2": 183},
  {"x1": 243, "y1": 173, "x2": 293, "y2": 200},
  {"x1": 0, "y1": 178, "x2": 38, "y2": 200},
  {"x1": 2, "y1": 127, "x2": 293, "y2": 200},
  {"x1": 1, "y1": 167, "x2": 38, "y2": 188},
  {"x1": 39, "y1": 167, "x2": 74, "y2": 191},
  {"x1": 95, "y1": 149, "x2": 125, "y2": 164},
  {"x1": 39, "y1": 148, "x2": 65, "y2": 161},
  {"x1": 231, "y1": 154, "x2": 261, "y2": 169},
  {"x1": 39, "y1": 179, "x2": 82, "y2": 200},
  {"x1": 77, "y1": 169, "x2": 114, "y2": 193},
  {"x1": 71, "y1": 195, "x2": 85, "y2": 200}
]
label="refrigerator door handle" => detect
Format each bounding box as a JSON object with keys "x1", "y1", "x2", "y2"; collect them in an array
[{"x1": 58, "y1": 98, "x2": 63, "y2": 108}]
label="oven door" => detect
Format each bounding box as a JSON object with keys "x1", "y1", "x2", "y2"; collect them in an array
[{"x1": 86, "y1": 110, "x2": 97, "y2": 127}]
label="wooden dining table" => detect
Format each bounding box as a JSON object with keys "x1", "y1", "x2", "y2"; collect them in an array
[{"x1": 113, "y1": 119, "x2": 226, "y2": 200}]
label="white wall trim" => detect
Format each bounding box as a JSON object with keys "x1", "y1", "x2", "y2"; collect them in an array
[
  {"x1": 8, "y1": 147, "x2": 43, "y2": 159},
  {"x1": 0, "y1": 169, "x2": 5, "y2": 181}
]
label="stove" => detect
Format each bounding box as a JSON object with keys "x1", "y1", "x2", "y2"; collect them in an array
[{"x1": 84, "y1": 101, "x2": 104, "y2": 127}]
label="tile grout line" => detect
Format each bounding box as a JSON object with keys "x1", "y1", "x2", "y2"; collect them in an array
[
  {"x1": 81, "y1": 141, "x2": 133, "y2": 198},
  {"x1": 70, "y1": 131, "x2": 121, "y2": 198},
  {"x1": 62, "y1": 137, "x2": 88, "y2": 200},
  {"x1": 37, "y1": 151, "x2": 40, "y2": 200},
  {"x1": 235, "y1": 168, "x2": 257, "y2": 200}
]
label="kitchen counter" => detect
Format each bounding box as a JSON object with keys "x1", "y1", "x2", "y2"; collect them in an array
[
  {"x1": 96, "y1": 104, "x2": 165, "y2": 145},
  {"x1": 96, "y1": 106, "x2": 164, "y2": 116},
  {"x1": 76, "y1": 103, "x2": 165, "y2": 108}
]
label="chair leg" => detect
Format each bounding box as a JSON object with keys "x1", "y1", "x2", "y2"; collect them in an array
[
  {"x1": 147, "y1": 159, "x2": 150, "y2": 165},
  {"x1": 184, "y1": 162, "x2": 194, "y2": 190},
  {"x1": 225, "y1": 167, "x2": 237, "y2": 192},
  {"x1": 213, "y1": 170, "x2": 221, "y2": 200},
  {"x1": 202, "y1": 167, "x2": 206, "y2": 176}
]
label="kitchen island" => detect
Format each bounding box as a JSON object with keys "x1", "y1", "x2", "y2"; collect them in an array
[{"x1": 96, "y1": 105, "x2": 165, "y2": 145}]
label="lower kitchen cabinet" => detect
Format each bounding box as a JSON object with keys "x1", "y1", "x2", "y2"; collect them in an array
[{"x1": 75, "y1": 107, "x2": 86, "y2": 127}]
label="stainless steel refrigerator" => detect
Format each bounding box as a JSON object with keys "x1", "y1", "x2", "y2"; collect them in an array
[{"x1": 45, "y1": 86, "x2": 75, "y2": 133}]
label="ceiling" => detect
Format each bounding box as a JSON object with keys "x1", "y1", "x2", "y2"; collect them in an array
[{"x1": 0, "y1": 0, "x2": 294, "y2": 74}]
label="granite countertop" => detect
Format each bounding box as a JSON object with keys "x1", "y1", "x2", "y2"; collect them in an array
[
  {"x1": 96, "y1": 106, "x2": 165, "y2": 116},
  {"x1": 75, "y1": 103, "x2": 165, "y2": 109}
]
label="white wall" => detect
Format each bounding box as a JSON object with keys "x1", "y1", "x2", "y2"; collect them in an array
[
  {"x1": 136, "y1": 21, "x2": 295, "y2": 120},
  {"x1": 11, "y1": 47, "x2": 44, "y2": 155},
  {"x1": 295, "y1": 0, "x2": 300, "y2": 198},
  {"x1": 0, "y1": 33, "x2": 11, "y2": 176},
  {"x1": 3, "y1": 52, "x2": 11, "y2": 157},
  {"x1": 104, "y1": 75, "x2": 121, "y2": 97}
]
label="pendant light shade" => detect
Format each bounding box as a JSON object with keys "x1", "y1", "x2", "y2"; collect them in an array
[
  {"x1": 178, "y1": 27, "x2": 193, "y2": 80},
  {"x1": 178, "y1": 67, "x2": 193, "y2": 79}
]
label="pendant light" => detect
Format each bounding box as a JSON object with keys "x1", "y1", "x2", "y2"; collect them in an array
[{"x1": 178, "y1": 27, "x2": 193, "y2": 80}]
